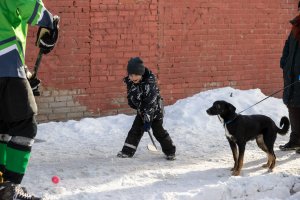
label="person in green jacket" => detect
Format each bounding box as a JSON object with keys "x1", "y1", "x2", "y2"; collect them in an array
[
  {"x1": 279, "y1": 1, "x2": 300, "y2": 153},
  {"x1": 0, "y1": 0, "x2": 59, "y2": 199}
]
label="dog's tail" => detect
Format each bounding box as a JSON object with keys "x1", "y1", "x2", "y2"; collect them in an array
[{"x1": 277, "y1": 116, "x2": 290, "y2": 135}]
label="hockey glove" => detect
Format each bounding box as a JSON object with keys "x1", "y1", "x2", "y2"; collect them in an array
[
  {"x1": 143, "y1": 114, "x2": 152, "y2": 132},
  {"x1": 143, "y1": 122, "x2": 151, "y2": 132},
  {"x1": 36, "y1": 16, "x2": 60, "y2": 54},
  {"x1": 25, "y1": 66, "x2": 41, "y2": 96},
  {"x1": 29, "y1": 78, "x2": 41, "y2": 96}
]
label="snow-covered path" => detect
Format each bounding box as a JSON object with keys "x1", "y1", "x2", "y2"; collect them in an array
[{"x1": 24, "y1": 87, "x2": 300, "y2": 200}]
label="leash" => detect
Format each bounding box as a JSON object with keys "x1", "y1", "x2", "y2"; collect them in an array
[{"x1": 238, "y1": 80, "x2": 300, "y2": 114}]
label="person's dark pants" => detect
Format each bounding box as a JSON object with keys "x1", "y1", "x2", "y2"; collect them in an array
[
  {"x1": 0, "y1": 77, "x2": 37, "y2": 184},
  {"x1": 287, "y1": 106, "x2": 300, "y2": 145},
  {"x1": 121, "y1": 114, "x2": 176, "y2": 156}
]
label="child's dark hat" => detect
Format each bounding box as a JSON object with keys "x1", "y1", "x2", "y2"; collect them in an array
[{"x1": 127, "y1": 57, "x2": 145, "y2": 75}]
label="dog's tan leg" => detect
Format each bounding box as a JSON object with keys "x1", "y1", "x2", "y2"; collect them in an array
[
  {"x1": 256, "y1": 135, "x2": 268, "y2": 152},
  {"x1": 232, "y1": 156, "x2": 243, "y2": 176},
  {"x1": 263, "y1": 134, "x2": 276, "y2": 172},
  {"x1": 262, "y1": 154, "x2": 271, "y2": 168},
  {"x1": 256, "y1": 135, "x2": 271, "y2": 168},
  {"x1": 231, "y1": 165, "x2": 238, "y2": 172},
  {"x1": 232, "y1": 143, "x2": 245, "y2": 176},
  {"x1": 262, "y1": 160, "x2": 270, "y2": 168},
  {"x1": 228, "y1": 140, "x2": 238, "y2": 171},
  {"x1": 268, "y1": 153, "x2": 276, "y2": 172}
]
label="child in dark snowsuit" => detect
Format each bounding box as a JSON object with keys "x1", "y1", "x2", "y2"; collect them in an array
[{"x1": 117, "y1": 57, "x2": 176, "y2": 160}]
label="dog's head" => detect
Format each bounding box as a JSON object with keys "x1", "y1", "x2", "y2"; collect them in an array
[{"x1": 206, "y1": 100, "x2": 236, "y2": 116}]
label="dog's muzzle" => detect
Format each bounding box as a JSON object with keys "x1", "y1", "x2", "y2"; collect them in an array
[{"x1": 206, "y1": 108, "x2": 213, "y2": 115}]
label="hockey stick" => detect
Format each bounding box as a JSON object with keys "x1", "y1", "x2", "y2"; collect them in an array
[
  {"x1": 31, "y1": 49, "x2": 43, "y2": 79},
  {"x1": 28, "y1": 50, "x2": 43, "y2": 96},
  {"x1": 147, "y1": 130, "x2": 158, "y2": 152}
]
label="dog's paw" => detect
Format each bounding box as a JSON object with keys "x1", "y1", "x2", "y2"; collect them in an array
[
  {"x1": 230, "y1": 167, "x2": 237, "y2": 171},
  {"x1": 262, "y1": 163, "x2": 269, "y2": 168},
  {"x1": 267, "y1": 168, "x2": 273, "y2": 173},
  {"x1": 231, "y1": 170, "x2": 240, "y2": 176}
]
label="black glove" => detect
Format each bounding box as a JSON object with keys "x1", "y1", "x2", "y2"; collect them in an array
[
  {"x1": 24, "y1": 66, "x2": 41, "y2": 96},
  {"x1": 36, "y1": 16, "x2": 60, "y2": 54},
  {"x1": 143, "y1": 122, "x2": 151, "y2": 132},
  {"x1": 143, "y1": 114, "x2": 152, "y2": 132},
  {"x1": 29, "y1": 77, "x2": 41, "y2": 96}
]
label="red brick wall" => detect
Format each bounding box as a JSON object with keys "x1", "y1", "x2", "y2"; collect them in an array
[{"x1": 25, "y1": 0, "x2": 298, "y2": 122}]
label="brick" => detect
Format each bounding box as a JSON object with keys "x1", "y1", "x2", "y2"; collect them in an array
[
  {"x1": 67, "y1": 112, "x2": 84, "y2": 119},
  {"x1": 24, "y1": 0, "x2": 293, "y2": 122}
]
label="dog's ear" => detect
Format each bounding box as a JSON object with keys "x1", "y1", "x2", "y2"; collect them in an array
[{"x1": 227, "y1": 103, "x2": 236, "y2": 112}]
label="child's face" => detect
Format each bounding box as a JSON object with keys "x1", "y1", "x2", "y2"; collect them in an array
[{"x1": 129, "y1": 74, "x2": 142, "y2": 84}]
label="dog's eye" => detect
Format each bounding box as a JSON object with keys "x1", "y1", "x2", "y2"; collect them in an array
[{"x1": 216, "y1": 104, "x2": 221, "y2": 109}]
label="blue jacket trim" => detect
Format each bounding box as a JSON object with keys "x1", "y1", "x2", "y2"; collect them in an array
[
  {"x1": 0, "y1": 37, "x2": 16, "y2": 46},
  {"x1": 37, "y1": 9, "x2": 53, "y2": 29},
  {"x1": 28, "y1": 1, "x2": 40, "y2": 24}
]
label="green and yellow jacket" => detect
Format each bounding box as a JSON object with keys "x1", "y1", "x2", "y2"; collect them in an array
[{"x1": 0, "y1": 0, "x2": 53, "y2": 78}]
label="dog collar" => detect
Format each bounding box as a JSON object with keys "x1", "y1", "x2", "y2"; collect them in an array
[{"x1": 224, "y1": 115, "x2": 239, "y2": 125}]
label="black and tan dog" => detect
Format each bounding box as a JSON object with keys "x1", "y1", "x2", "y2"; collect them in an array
[{"x1": 206, "y1": 100, "x2": 290, "y2": 176}]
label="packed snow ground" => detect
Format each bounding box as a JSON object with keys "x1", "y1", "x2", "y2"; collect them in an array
[{"x1": 24, "y1": 87, "x2": 300, "y2": 200}]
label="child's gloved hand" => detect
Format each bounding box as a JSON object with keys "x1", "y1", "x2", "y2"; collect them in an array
[
  {"x1": 143, "y1": 114, "x2": 152, "y2": 132},
  {"x1": 143, "y1": 122, "x2": 151, "y2": 132}
]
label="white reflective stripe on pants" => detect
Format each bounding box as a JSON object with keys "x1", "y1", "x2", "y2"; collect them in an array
[
  {"x1": 124, "y1": 143, "x2": 137, "y2": 150},
  {"x1": 0, "y1": 134, "x2": 11, "y2": 143},
  {"x1": 10, "y1": 136, "x2": 34, "y2": 147}
]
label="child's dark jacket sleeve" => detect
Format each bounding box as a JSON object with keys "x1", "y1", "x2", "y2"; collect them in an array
[
  {"x1": 124, "y1": 77, "x2": 138, "y2": 109},
  {"x1": 140, "y1": 76, "x2": 158, "y2": 121}
]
